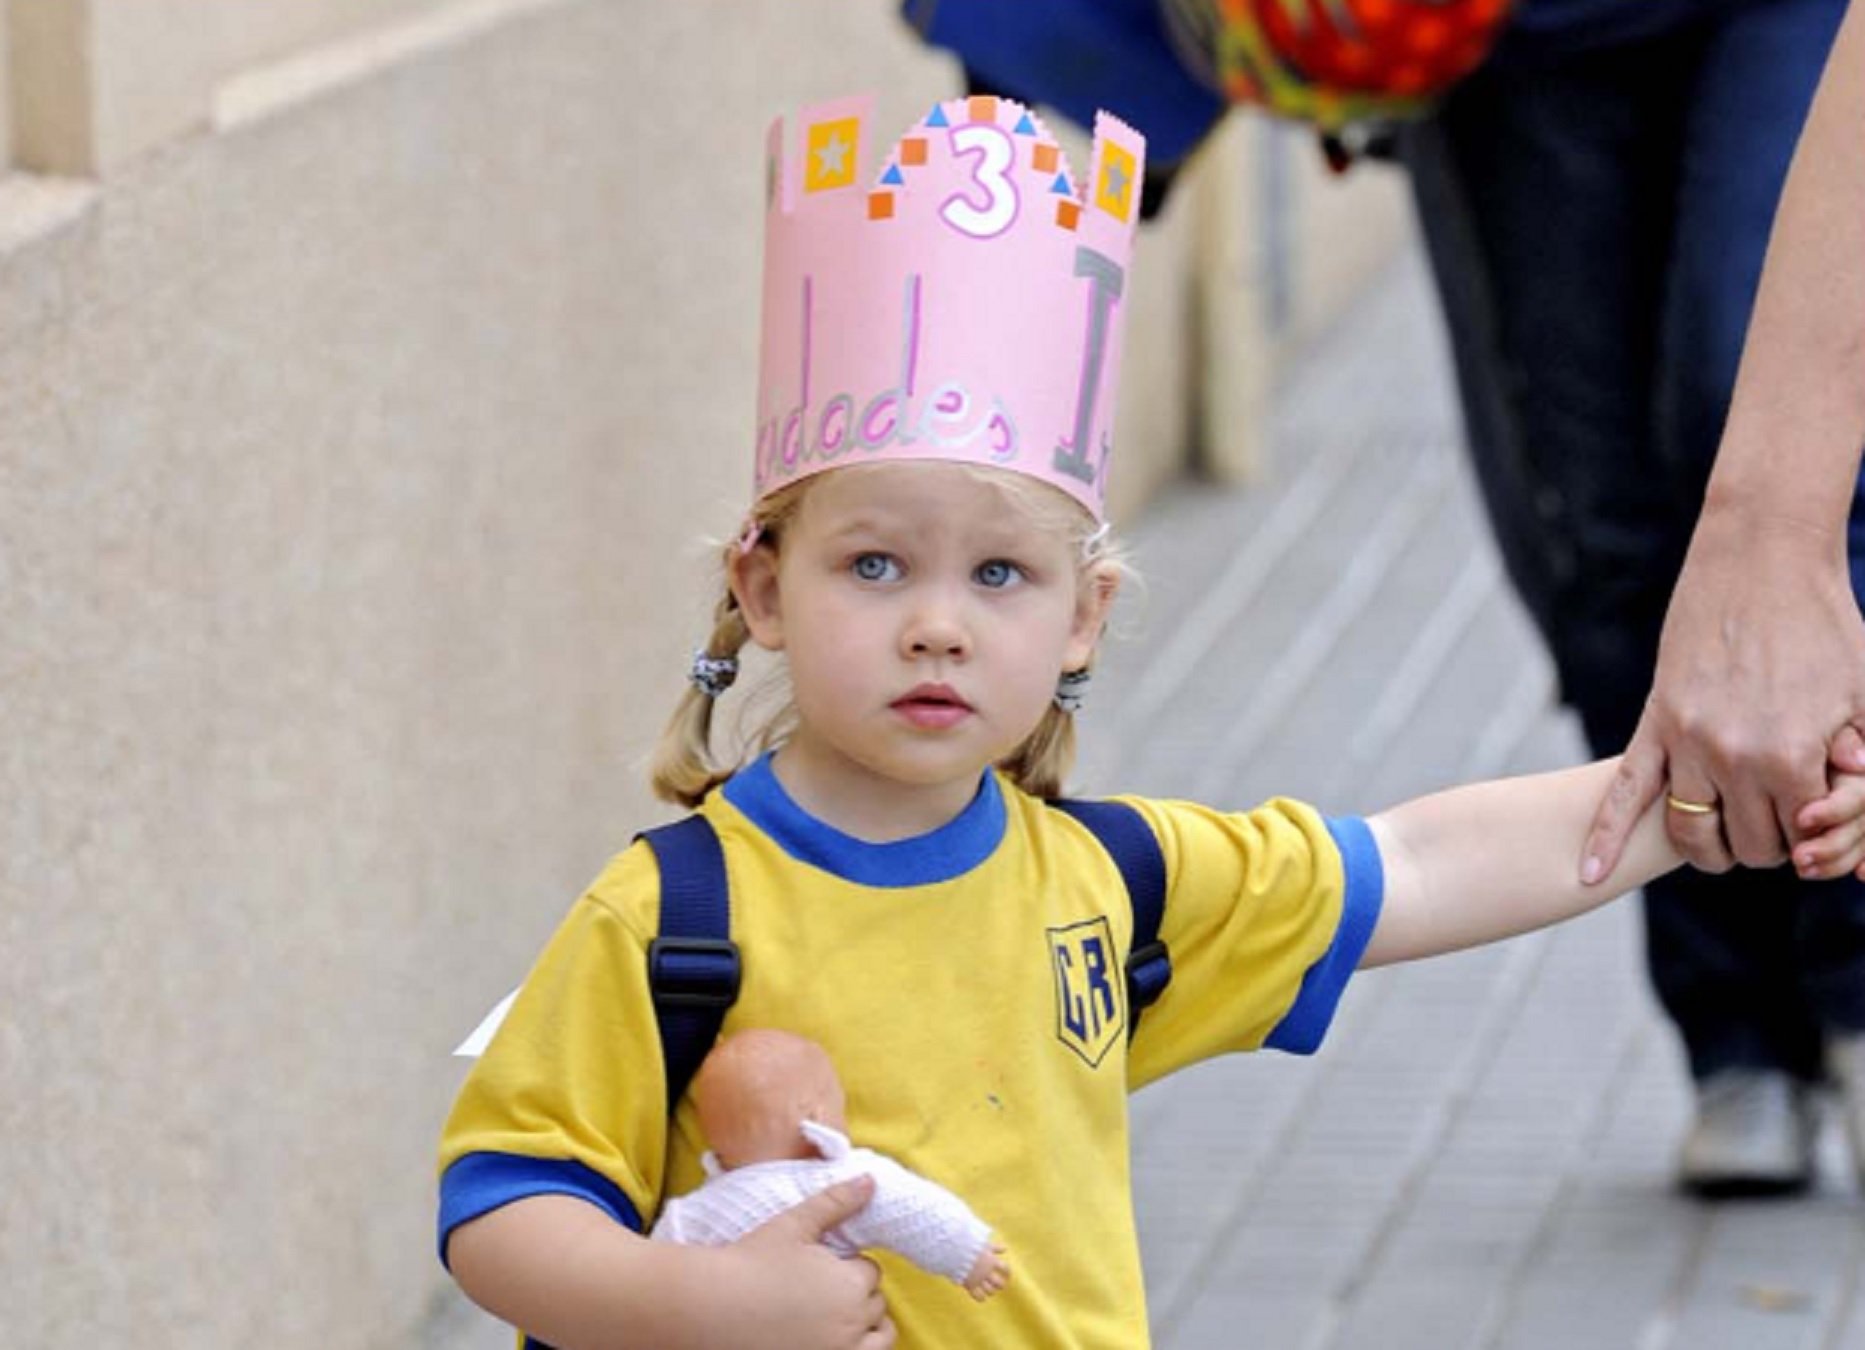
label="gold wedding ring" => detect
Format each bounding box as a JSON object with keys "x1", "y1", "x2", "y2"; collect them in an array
[{"x1": 1665, "y1": 794, "x2": 1719, "y2": 816}]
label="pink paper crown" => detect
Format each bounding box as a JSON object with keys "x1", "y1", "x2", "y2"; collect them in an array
[{"x1": 754, "y1": 93, "x2": 1147, "y2": 521}]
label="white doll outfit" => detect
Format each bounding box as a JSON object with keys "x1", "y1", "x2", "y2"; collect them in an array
[{"x1": 650, "y1": 1121, "x2": 992, "y2": 1286}]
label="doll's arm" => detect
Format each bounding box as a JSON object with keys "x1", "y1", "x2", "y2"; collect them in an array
[
  {"x1": 833, "y1": 1151, "x2": 1008, "y2": 1299},
  {"x1": 1363, "y1": 758, "x2": 1680, "y2": 967}
]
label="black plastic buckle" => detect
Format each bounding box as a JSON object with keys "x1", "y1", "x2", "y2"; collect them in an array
[
  {"x1": 1125, "y1": 940, "x2": 1172, "y2": 1011},
  {"x1": 648, "y1": 937, "x2": 742, "y2": 1010}
]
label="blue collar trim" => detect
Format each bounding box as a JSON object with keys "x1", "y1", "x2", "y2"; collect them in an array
[{"x1": 721, "y1": 753, "x2": 1005, "y2": 887}]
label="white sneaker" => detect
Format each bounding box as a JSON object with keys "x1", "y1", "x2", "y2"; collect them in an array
[
  {"x1": 1678, "y1": 1069, "x2": 1816, "y2": 1198},
  {"x1": 1825, "y1": 1033, "x2": 1865, "y2": 1190}
]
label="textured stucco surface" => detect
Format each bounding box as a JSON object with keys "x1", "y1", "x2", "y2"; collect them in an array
[
  {"x1": 0, "y1": 2, "x2": 12, "y2": 167},
  {"x1": 0, "y1": 2, "x2": 1224, "y2": 1344},
  {"x1": 10, "y1": 0, "x2": 460, "y2": 173}
]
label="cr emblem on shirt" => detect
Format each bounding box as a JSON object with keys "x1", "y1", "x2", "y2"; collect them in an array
[{"x1": 1048, "y1": 917, "x2": 1124, "y2": 1067}]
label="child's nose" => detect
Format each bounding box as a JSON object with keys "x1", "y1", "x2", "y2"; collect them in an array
[{"x1": 902, "y1": 596, "x2": 970, "y2": 659}]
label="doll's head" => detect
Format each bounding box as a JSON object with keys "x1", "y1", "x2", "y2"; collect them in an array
[{"x1": 692, "y1": 1029, "x2": 849, "y2": 1169}]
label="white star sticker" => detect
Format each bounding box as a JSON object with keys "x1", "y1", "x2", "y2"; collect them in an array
[{"x1": 815, "y1": 132, "x2": 851, "y2": 179}]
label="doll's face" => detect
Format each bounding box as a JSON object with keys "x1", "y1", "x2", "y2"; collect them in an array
[{"x1": 693, "y1": 1030, "x2": 848, "y2": 1169}]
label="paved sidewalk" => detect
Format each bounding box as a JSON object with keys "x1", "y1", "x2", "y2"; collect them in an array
[{"x1": 1093, "y1": 251, "x2": 1865, "y2": 1350}]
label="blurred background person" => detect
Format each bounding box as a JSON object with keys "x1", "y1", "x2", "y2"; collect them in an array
[{"x1": 902, "y1": 0, "x2": 1865, "y2": 1197}]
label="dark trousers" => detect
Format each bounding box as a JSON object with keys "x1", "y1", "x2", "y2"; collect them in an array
[{"x1": 1401, "y1": 0, "x2": 1865, "y2": 1082}]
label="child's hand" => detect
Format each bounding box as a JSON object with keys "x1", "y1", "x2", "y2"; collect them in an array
[
  {"x1": 962, "y1": 1241, "x2": 1010, "y2": 1301},
  {"x1": 1792, "y1": 726, "x2": 1865, "y2": 880},
  {"x1": 723, "y1": 1175, "x2": 896, "y2": 1349}
]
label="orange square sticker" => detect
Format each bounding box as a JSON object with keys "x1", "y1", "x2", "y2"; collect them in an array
[
  {"x1": 805, "y1": 117, "x2": 861, "y2": 193},
  {"x1": 1055, "y1": 199, "x2": 1081, "y2": 231},
  {"x1": 1032, "y1": 142, "x2": 1060, "y2": 174},
  {"x1": 868, "y1": 192, "x2": 895, "y2": 220},
  {"x1": 1094, "y1": 142, "x2": 1137, "y2": 223},
  {"x1": 900, "y1": 137, "x2": 928, "y2": 166}
]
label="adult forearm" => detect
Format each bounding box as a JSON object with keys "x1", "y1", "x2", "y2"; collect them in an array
[
  {"x1": 1365, "y1": 760, "x2": 1680, "y2": 967},
  {"x1": 1706, "y1": 0, "x2": 1865, "y2": 536}
]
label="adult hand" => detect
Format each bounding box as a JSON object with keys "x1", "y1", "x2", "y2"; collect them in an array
[
  {"x1": 1582, "y1": 510, "x2": 1865, "y2": 883},
  {"x1": 722, "y1": 1175, "x2": 895, "y2": 1349}
]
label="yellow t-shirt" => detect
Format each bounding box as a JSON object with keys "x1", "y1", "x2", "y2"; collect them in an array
[{"x1": 440, "y1": 755, "x2": 1383, "y2": 1347}]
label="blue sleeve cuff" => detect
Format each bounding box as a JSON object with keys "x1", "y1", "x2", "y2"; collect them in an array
[
  {"x1": 437, "y1": 1152, "x2": 644, "y2": 1269},
  {"x1": 1263, "y1": 816, "x2": 1385, "y2": 1055}
]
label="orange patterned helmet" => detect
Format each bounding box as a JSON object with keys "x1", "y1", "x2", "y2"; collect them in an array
[{"x1": 1211, "y1": 0, "x2": 1514, "y2": 127}]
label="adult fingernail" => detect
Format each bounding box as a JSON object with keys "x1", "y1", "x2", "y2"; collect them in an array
[{"x1": 1581, "y1": 855, "x2": 1602, "y2": 886}]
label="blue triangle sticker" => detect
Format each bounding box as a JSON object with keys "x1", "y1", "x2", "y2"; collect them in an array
[
  {"x1": 881, "y1": 164, "x2": 905, "y2": 186},
  {"x1": 926, "y1": 105, "x2": 950, "y2": 128},
  {"x1": 1051, "y1": 173, "x2": 1072, "y2": 195},
  {"x1": 1014, "y1": 112, "x2": 1037, "y2": 136}
]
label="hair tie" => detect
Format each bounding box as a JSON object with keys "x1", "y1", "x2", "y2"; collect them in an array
[
  {"x1": 1054, "y1": 668, "x2": 1091, "y2": 714},
  {"x1": 690, "y1": 650, "x2": 740, "y2": 699}
]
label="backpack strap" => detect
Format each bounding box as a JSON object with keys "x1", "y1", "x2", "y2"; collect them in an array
[
  {"x1": 637, "y1": 799, "x2": 1166, "y2": 1108},
  {"x1": 1048, "y1": 799, "x2": 1171, "y2": 1041},
  {"x1": 638, "y1": 815, "x2": 741, "y2": 1114}
]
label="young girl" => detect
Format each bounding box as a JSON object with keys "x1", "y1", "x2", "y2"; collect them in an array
[{"x1": 437, "y1": 94, "x2": 1865, "y2": 1350}]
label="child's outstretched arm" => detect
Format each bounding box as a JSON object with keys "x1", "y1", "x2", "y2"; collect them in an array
[
  {"x1": 1361, "y1": 759, "x2": 1679, "y2": 968},
  {"x1": 447, "y1": 1178, "x2": 892, "y2": 1350},
  {"x1": 1363, "y1": 744, "x2": 1865, "y2": 966}
]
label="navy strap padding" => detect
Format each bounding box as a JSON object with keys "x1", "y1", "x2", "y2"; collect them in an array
[
  {"x1": 639, "y1": 815, "x2": 740, "y2": 1114},
  {"x1": 1049, "y1": 798, "x2": 1171, "y2": 1040},
  {"x1": 639, "y1": 798, "x2": 1166, "y2": 1119}
]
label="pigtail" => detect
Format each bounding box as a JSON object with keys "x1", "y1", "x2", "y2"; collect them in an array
[
  {"x1": 649, "y1": 584, "x2": 754, "y2": 808},
  {"x1": 649, "y1": 483, "x2": 811, "y2": 808},
  {"x1": 996, "y1": 662, "x2": 1089, "y2": 800}
]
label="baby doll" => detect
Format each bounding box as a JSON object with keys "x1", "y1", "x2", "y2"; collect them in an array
[{"x1": 650, "y1": 1028, "x2": 1011, "y2": 1302}]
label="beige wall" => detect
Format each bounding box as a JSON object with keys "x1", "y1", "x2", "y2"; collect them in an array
[
  {"x1": 1187, "y1": 111, "x2": 1413, "y2": 483},
  {"x1": 0, "y1": 2, "x2": 1402, "y2": 1345},
  {"x1": 0, "y1": 2, "x2": 12, "y2": 167},
  {"x1": 9, "y1": 0, "x2": 92, "y2": 174},
  {"x1": 9, "y1": 0, "x2": 459, "y2": 173}
]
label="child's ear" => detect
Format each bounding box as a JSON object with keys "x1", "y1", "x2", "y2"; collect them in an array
[
  {"x1": 1064, "y1": 562, "x2": 1120, "y2": 670},
  {"x1": 728, "y1": 544, "x2": 785, "y2": 652}
]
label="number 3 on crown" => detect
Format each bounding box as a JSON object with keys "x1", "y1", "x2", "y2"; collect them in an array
[{"x1": 940, "y1": 124, "x2": 1019, "y2": 240}]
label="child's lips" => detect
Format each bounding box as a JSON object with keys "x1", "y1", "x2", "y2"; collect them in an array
[{"x1": 892, "y1": 684, "x2": 973, "y2": 728}]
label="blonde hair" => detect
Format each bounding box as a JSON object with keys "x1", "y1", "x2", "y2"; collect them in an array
[{"x1": 649, "y1": 463, "x2": 1126, "y2": 807}]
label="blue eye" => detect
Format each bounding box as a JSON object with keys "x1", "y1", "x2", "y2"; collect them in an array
[
  {"x1": 852, "y1": 553, "x2": 901, "y2": 582},
  {"x1": 975, "y1": 559, "x2": 1024, "y2": 589}
]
